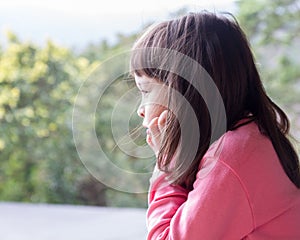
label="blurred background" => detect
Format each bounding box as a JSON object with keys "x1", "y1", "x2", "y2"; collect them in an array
[{"x1": 0, "y1": 0, "x2": 299, "y2": 216}]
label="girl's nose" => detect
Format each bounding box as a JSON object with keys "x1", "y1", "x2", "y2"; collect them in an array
[{"x1": 137, "y1": 105, "x2": 145, "y2": 118}]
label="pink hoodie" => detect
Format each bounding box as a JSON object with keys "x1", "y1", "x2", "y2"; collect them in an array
[{"x1": 147, "y1": 122, "x2": 300, "y2": 239}]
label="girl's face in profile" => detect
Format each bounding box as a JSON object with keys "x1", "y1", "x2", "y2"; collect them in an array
[{"x1": 135, "y1": 74, "x2": 168, "y2": 129}]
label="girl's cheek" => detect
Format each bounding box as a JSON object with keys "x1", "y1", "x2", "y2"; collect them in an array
[
  {"x1": 141, "y1": 105, "x2": 161, "y2": 126},
  {"x1": 149, "y1": 106, "x2": 167, "y2": 126},
  {"x1": 154, "y1": 106, "x2": 167, "y2": 118}
]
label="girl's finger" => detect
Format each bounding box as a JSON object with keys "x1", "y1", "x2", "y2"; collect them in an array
[
  {"x1": 158, "y1": 110, "x2": 168, "y2": 133},
  {"x1": 148, "y1": 117, "x2": 160, "y2": 137}
]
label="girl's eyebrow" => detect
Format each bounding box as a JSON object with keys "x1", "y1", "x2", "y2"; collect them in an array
[{"x1": 137, "y1": 82, "x2": 151, "y2": 87}]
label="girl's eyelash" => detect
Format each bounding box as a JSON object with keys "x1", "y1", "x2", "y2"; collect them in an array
[{"x1": 141, "y1": 90, "x2": 150, "y2": 94}]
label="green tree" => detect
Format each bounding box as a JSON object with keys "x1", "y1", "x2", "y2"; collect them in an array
[
  {"x1": 237, "y1": 0, "x2": 300, "y2": 102},
  {"x1": 80, "y1": 32, "x2": 150, "y2": 208},
  {"x1": 0, "y1": 30, "x2": 150, "y2": 208},
  {"x1": 237, "y1": 0, "x2": 300, "y2": 146},
  {"x1": 0, "y1": 32, "x2": 106, "y2": 204},
  {"x1": 80, "y1": 33, "x2": 138, "y2": 62}
]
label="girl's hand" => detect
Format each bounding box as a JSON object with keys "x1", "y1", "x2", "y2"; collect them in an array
[{"x1": 146, "y1": 110, "x2": 168, "y2": 156}]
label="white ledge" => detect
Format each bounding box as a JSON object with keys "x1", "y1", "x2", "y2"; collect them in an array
[{"x1": 0, "y1": 202, "x2": 147, "y2": 240}]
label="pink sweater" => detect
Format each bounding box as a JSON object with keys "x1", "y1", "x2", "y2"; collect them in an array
[{"x1": 147, "y1": 122, "x2": 300, "y2": 239}]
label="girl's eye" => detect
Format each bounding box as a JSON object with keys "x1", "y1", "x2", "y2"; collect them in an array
[{"x1": 141, "y1": 90, "x2": 150, "y2": 95}]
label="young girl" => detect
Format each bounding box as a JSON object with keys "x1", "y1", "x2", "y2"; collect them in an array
[{"x1": 130, "y1": 11, "x2": 300, "y2": 239}]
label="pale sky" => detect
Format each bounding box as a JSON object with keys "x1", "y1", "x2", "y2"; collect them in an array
[{"x1": 0, "y1": 0, "x2": 236, "y2": 48}]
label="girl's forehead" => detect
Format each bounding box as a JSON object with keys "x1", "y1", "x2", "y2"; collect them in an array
[{"x1": 134, "y1": 74, "x2": 157, "y2": 85}]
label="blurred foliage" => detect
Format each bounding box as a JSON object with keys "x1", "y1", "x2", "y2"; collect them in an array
[
  {"x1": 237, "y1": 0, "x2": 300, "y2": 100},
  {"x1": 237, "y1": 0, "x2": 300, "y2": 44},
  {"x1": 0, "y1": 32, "x2": 99, "y2": 204},
  {"x1": 0, "y1": 31, "x2": 148, "y2": 208},
  {"x1": 0, "y1": 0, "x2": 299, "y2": 207},
  {"x1": 79, "y1": 32, "x2": 150, "y2": 207},
  {"x1": 80, "y1": 33, "x2": 139, "y2": 62},
  {"x1": 237, "y1": 0, "x2": 300, "y2": 149}
]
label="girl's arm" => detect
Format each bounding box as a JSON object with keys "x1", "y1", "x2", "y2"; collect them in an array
[{"x1": 147, "y1": 161, "x2": 254, "y2": 240}]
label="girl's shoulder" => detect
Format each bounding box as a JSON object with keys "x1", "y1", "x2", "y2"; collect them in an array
[
  {"x1": 198, "y1": 121, "x2": 300, "y2": 231},
  {"x1": 202, "y1": 120, "x2": 284, "y2": 183},
  {"x1": 201, "y1": 121, "x2": 266, "y2": 169}
]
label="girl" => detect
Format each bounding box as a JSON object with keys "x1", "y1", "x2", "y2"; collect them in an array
[{"x1": 130, "y1": 12, "x2": 300, "y2": 239}]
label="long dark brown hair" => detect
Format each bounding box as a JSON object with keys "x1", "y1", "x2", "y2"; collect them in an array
[{"x1": 130, "y1": 11, "x2": 300, "y2": 190}]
